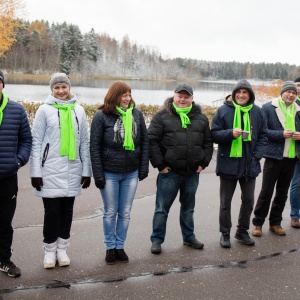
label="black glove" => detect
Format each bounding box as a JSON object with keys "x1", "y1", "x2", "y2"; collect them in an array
[
  {"x1": 139, "y1": 172, "x2": 148, "y2": 181},
  {"x1": 95, "y1": 178, "x2": 106, "y2": 189},
  {"x1": 81, "y1": 177, "x2": 91, "y2": 189},
  {"x1": 31, "y1": 177, "x2": 43, "y2": 191}
]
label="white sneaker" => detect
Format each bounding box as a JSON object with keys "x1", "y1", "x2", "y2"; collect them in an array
[
  {"x1": 44, "y1": 251, "x2": 56, "y2": 269},
  {"x1": 57, "y1": 237, "x2": 70, "y2": 267},
  {"x1": 43, "y1": 242, "x2": 57, "y2": 269},
  {"x1": 57, "y1": 249, "x2": 70, "y2": 266}
]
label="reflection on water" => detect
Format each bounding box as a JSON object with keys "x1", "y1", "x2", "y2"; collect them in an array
[{"x1": 4, "y1": 78, "x2": 235, "y2": 106}]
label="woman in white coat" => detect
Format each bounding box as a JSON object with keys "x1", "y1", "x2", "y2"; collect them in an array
[{"x1": 30, "y1": 73, "x2": 92, "y2": 269}]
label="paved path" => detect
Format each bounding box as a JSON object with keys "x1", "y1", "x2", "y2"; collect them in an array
[{"x1": 1, "y1": 151, "x2": 300, "y2": 299}]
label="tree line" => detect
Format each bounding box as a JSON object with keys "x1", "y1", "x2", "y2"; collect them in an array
[{"x1": 1, "y1": 19, "x2": 300, "y2": 81}]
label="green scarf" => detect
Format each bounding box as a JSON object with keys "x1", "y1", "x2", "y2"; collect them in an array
[
  {"x1": 0, "y1": 92, "x2": 8, "y2": 125},
  {"x1": 172, "y1": 102, "x2": 192, "y2": 128},
  {"x1": 115, "y1": 104, "x2": 135, "y2": 151},
  {"x1": 230, "y1": 101, "x2": 253, "y2": 157},
  {"x1": 278, "y1": 96, "x2": 296, "y2": 158},
  {"x1": 52, "y1": 103, "x2": 76, "y2": 160}
]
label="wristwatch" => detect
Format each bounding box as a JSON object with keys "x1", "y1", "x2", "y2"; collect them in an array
[{"x1": 18, "y1": 162, "x2": 21, "y2": 169}]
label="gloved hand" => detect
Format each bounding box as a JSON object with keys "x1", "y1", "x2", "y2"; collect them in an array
[
  {"x1": 81, "y1": 177, "x2": 91, "y2": 189},
  {"x1": 31, "y1": 177, "x2": 43, "y2": 191},
  {"x1": 95, "y1": 178, "x2": 106, "y2": 189},
  {"x1": 139, "y1": 172, "x2": 148, "y2": 181}
]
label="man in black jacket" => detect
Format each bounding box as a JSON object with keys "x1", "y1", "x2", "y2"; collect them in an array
[
  {"x1": 148, "y1": 84, "x2": 213, "y2": 254},
  {"x1": 0, "y1": 71, "x2": 32, "y2": 277},
  {"x1": 211, "y1": 79, "x2": 268, "y2": 248}
]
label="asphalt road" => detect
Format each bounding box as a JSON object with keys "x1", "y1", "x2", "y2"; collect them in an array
[{"x1": 1, "y1": 150, "x2": 300, "y2": 300}]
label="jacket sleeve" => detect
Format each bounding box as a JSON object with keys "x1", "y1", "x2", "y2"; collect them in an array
[
  {"x1": 90, "y1": 111, "x2": 105, "y2": 181},
  {"x1": 30, "y1": 106, "x2": 47, "y2": 177},
  {"x1": 262, "y1": 103, "x2": 285, "y2": 142},
  {"x1": 79, "y1": 107, "x2": 92, "y2": 177},
  {"x1": 17, "y1": 106, "x2": 32, "y2": 166},
  {"x1": 138, "y1": 110, "x2": 149, "y2": 175},
  {"x1": 252, "y1": 108, "x2": 268, "y2": 160},
  {"x1": 211, "y1": 108, "x2": 235, "y2": 145},
  {"x1": 200, "y1": 116, "x2": 213, "y2": 169},
  {"x1": 147, "y1": 112, "x2": 167, "y2": 170}
]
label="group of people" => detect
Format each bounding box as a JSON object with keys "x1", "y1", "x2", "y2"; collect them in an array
[{"x1": 1, "y1": 70, "x2": 300, "y2": 279}]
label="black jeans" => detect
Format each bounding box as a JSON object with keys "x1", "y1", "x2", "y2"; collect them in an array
[
  {"x1": 42, "y1": 197, "x2": 75, "y2": 244},
  {"x1": 0, "y1": 174, "x2": 18, "y2": 262},
  {"x1": 252, "y1": 158, "x2": 296, "y2": 226},
  {"x1": 219, "y1": 176, "x2": 256, "y2": 233}
]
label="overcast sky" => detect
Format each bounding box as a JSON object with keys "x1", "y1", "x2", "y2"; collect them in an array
[{"x1": 24, "y1": 0, "x2": 300, "y2": 65}]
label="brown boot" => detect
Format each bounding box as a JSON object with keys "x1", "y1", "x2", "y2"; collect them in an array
[
  {"x1": 252, "y1": 226, "x2": 262, "y2": 237},
  {"x1": 291, "y1": 218, "x2": 300, "y2": 228},
  {"x1": 269, "y1": 225, "x2": 286, "y2": 236}
]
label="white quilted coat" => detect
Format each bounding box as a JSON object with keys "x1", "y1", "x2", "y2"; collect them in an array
[{"x1": 30, "y1": 94, "x2": 92, "y2": 197}]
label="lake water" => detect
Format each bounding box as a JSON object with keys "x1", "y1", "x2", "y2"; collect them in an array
[{"x1": 3, "y1": 78, "x2": 261, "y2": 106}]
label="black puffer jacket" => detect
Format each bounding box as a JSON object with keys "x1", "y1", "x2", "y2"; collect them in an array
[
  {"x1": 148, "y1": 98, "x2": 213, "y2": 175},
  {"x1": 90, "y1": 107, "x2": 149, "y2": 180},
  {"x1": 211, "y1": 80, "x2": 268, "y2": 180}
]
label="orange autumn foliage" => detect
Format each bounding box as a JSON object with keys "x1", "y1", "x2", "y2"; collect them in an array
[
  {"x1": 254, "y1": 79, "x2": 284, "y2": 103},
  {"x1": 0, "y1": 0, "x2": 24, "y2": 57}
]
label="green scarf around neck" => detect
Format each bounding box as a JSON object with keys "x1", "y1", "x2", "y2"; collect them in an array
[
  {"x1": 172, "y1": 102, "x2": 192, "y2": 128},
  {"x1": 230, "y1": 101, "x2": 253, "y2": 157},
  {"x1": 52, "y1": 103, "x2": 76, "y2": 160},
  {"x1": 0, "y1": 92, "x2": 8, "y2": 125},
  {"x1": 115, "y1": 104, "x2": 135, "y2": 151},
  {"x1": 278, "y1": 96, "x2": 296, "y2": 158}
]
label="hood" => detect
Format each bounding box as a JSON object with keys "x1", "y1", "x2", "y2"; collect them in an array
[
  {"x1": 231, "y1": 79, "x2": 255, "y2": 105},
  {"x1": 45, "y1": 94, "x2": 77, "y2": 105}
]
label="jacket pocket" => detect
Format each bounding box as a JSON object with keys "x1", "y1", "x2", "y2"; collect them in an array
[
  {"x1": 248, "y1": 157, "x2": 261, "y2": 178},
  {"x1": 217, "y1": 155, "x2": 239, "y2": 176},
  {"x1": 42, "y1": 143, "x2": 49, "y2": 167}
]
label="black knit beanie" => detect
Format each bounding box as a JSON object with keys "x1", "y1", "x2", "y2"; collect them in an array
[{"x1": 294, "y1": 77, "x2": 300, "y2": 83}]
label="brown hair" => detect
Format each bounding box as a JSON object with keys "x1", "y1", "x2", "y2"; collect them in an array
[{"x1": 99, "y1": 81, "x2": 136, "y2": 113}]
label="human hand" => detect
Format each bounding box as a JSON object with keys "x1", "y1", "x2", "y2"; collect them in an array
[
  {"x1": 160, "y1": 167, "x2": 171, "y2": 174},
  {"x1": 95, "y1": 178, "x2": 106, "y2": 189},
  {"x1": 292, "y1": 131, "x2": 300, "y2": 140},
  {"x1": 283, "y1": 130, "x2": 293, "y2": 139},
  {"x1": 81, "y1": 177, "x2": 91, "y2": 189},
  {"x1": 233, "y1": 128, "x2": 243, "y2": 138},
  {"x1": 196, "y1": 166, "x2": 203, "y2": 174},
  {"x1": 139, "y1": 172, "x2": 148, "y2": 181},
  {"x1": 31, "y1": 177, "x2": 43, "y2": 191}
]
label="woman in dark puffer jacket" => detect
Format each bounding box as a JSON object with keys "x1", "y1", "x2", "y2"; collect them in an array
[{"x1": 90, "y1": 81, "x2": 149, "y2": 264}]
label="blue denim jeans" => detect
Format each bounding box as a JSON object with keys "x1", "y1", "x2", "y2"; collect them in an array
[
  {"x1": 150, "y1": 170, "x2": 199, "y2": 244},
  {"x1": 100, "y1": 170, "x2": 138, "y2": 250},
  {"x1": 290, "y1": 160, "x2": 300, "y2": 219}
]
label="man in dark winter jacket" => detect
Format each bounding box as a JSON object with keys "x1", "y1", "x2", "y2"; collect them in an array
[
  {"x1": 148, "y1": 84, "x2": 213, "y2": 254},
  {"x1": 252, "y1": 81, "x2": 300, "y2": 237},
  {"x1": 289, "y1": 77, "x2": 300, "y2": 228},
  {"x1": 211, "y1": 79, "x2": 268, "y2": 248},
  {"x1": 0, "y1": 71, "x2": 32, "y2": 277}
]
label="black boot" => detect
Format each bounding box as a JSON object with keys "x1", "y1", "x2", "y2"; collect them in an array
[
  {"x1": 235, "y1": 229, "x2": 255, "y2": 246},
  {"x1": 220, "y1": 232, "x2": 231, "y2": 248}
]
